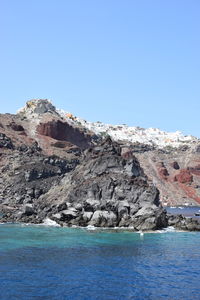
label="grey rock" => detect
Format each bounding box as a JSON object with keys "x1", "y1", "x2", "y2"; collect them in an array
[
  {"x1": 117, "y1": 201, "x2": 130, "y2": 218},
  {"x1": 134, "y1": 204, "x2": 158, "y2": 217},
  {"x1": 82, "y1": 211, "x2": 93, "y2": 222},
  {"x1": 0, "y1": 136, "x2": 169, "y2": 231},
  {"x1": 89, "y1": 210, "x2": 117, "y2": 227},
  {"x1": 61, "y1": 208, "x2": 78, "y2": 221},
  {"x1": 84, "y1": 199, "x2": 100, "y2": 212},
  {"x1": 23, "y1": 204, "x2": 34, "y2": 215},
  {"x1": 129, "y1": 204, "x2": 139, "y2": 215},
  {"x1": 0, "y1": 133, "x2": 14, "y2": 149},
  {"x1": 74, "y1": 203, "x2": 83, "y2": 211},
  {"x1": 32, "y1": 99, "x2": 56, "y2": 114},
  {"x1": 52, "y1": 213, "x2": 62, "y2": 220}
]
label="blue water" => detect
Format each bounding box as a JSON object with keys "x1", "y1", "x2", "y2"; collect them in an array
[
  {"x1": 166, "y1": 206, "x2": 200, "y2": 218},
  {"x1": 0, "y1": 224, "x2": 200, "y2": 300}
]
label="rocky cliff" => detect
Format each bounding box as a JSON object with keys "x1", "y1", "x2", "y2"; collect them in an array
[
  {"x1": 34, "y1": 138, "x2": 167, "y2": 230},
  {"x1": 62, "y1": 107, "x2": 200, "y2": 207},
  {"x1": 129, "y1": 144, "x2": 200, "y2": 206},
  {"x1": 0, "y1": 99, "x2": 200, "y2": 230}
]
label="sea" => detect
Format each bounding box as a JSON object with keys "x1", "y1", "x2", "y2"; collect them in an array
[{"x1": 0, "y1": 207, "x2": 200, "y2": 300}]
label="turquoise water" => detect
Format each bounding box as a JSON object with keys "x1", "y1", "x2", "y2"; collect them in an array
[{"x1": 0, "y1": 224, "x2": 200, "y2": 299}]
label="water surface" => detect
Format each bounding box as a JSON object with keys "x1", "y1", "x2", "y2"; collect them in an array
[{"x1": 0, "y1": 224, "x2": 200, "y2": 300}]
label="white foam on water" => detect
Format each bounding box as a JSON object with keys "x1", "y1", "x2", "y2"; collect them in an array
[
  {"x1": 161, "y1": 226, "x2": 176, "y2": 232},
  {"x1": 42, "y1": 218, "x2": 61, "y2": 227},
  {"x1": 86, "y1": 225, "x2": 96, "y2": 231}
]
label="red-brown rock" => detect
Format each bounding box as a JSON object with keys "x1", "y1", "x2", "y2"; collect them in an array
[
  {"x1": 157, "y1": 162, "x2": 169, "y2": 180},
  {"x1": 174, "y1": 169, "x2": 193, "y2": 184},
  {"x1": 8, "y1": 122, "x2": 24, "y2": 131},
  {"x1": 37, "y1": 120, "x2": 92, "y2": 150}
]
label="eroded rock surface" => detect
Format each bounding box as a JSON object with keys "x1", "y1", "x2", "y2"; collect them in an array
[
  {"x1": 33, "y1": 138, "x2": 168, "y2": 230},
  {"x1": 0, "y1": 99, "x2": 200, "y2": 230}
]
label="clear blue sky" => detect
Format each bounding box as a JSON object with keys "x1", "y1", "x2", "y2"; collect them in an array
[{"x1": 1, "y1": 0, "x2": 200, "y2": 137}]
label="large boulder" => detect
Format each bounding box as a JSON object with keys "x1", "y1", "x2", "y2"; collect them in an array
[{"x1": 89, "y1": 210, "x2": 117, "y2": 227}]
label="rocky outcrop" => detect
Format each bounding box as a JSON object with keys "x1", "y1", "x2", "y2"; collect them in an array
[
  {"x1": 8, "y1": 122, "x2": 24, "y2": 132},
  {"x1": 0, "y1": 142, "x2": 79, "y2": 224},
  {"x1": 0, "y1": 99, "x2": 200, "y2": 230},
  {"x1": 0, "y1": 130, "x2": 169, "y2": 231},
  {"x1": 18, "y1": 99, "x2": 57, "y2": 115},
  {"x1": 33, "y1": 138, "x2": 168, "y2": 230},
  {"x1": 0, "y1": 133, "x2": 14, "y2": 149},
  {"x1": 167, "y1": 214, "x2": 200, "y2": 231},
  {"x1": 134, "y1": 147, "x2": 200, "y2": 206},
  {"x1": 14, "y1": 99, "x2": 200, "y2": 207},
  {"x1": 37, "y1": 120, "x2": 92, "y2": 150},
  {"x1": 157, "y1": 162, "x2": 169, "y2": 180}
]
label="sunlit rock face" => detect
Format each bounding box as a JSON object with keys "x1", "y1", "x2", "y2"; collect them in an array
[
  {"x1": 36, "y1": 138, "x2": 167, "y2": 230},
  {"x1": 36, "y1": 120, "x2": 92, "y2": 150},
  {"x1": 15, "y1": 99, "x2": 97, "y2": 156},
  {"x1": 0, "y1": 98, "x2": 200, "y2": 211},
  {"x1": 18, "y1": 99, "x2": 57, "y2": 115}
]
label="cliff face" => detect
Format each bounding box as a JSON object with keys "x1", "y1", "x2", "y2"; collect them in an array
[
  {"x1": 0, "y1": 100, "x2": 96, "y2": 159},
  {"x1": 0, "y1": 98, "x2": 200, "y2": 212},
  {"x1": 0, "y1": 100, "x2": 92, "y2": 224},
  {"x1": 133, "y1": 146, "x2": 200, "y2": 206},
  {"x1": 0, "y1": 135, "x2": 167, "y2": 230},
  {"x1": 0, "y1": 100, "x2": 170, "y2": 229},
  {"x1": 35, "y1": 138, "x2": 167, "y2": 230},
  {"x1": 36, "y1": 119, "x2": 91, "y2": 150}
]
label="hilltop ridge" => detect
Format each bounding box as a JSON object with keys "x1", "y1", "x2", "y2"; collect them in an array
[{"x1": 18, "y1": 99, "x2": 199, "y2": 149}]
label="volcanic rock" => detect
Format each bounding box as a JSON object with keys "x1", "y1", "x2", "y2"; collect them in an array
[
  {"x1": 37, "y1": 138, "x2": 167, "y2": 230},
  {"x1": 37, "y1": 120, "x2": 91, "y2": 150},
  {"x1": 0, "y1": 99, "x2": 200, "y2": 229},
  {"x1": 174, "y1": 169, "x2": 193, "y2": 184}
]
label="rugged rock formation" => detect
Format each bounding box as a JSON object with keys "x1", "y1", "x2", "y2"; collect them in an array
[
  {"x1": 65, "y1": 109, "x2": 200, "y2": 207},
  {"x1": 0, "y1": 140, "x2": 79, "y2": 217},
  {"x1": 0, "y1": 99, "x2": 200, "y2": 230},
  {"x1": 0, "y1": 133, "x2": 14, "y2": 149},
  {"x1": 167, "y1": 214, "x2": 200, "y2": 231},
  {"x1": 134, "y1": 147, "x2": 200, "y2": 206},
  {"x1": 31, "y1": 138, "x2": 167, "y2": 230},
  {"x1": 0, "y1": 128, "x2": 168, "y2": 230},
  {"x1": 37, "y1": 119, "x2": 91, "y2": 150},
  {"x1": 19, "y1": 99, "x2": 57, "y2": 115}
]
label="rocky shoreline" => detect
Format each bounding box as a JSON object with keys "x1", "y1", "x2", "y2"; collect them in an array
[
  {"x1": 0, "y1": 138, "x2": 167, "y2": 231},
  {"x1": 0, "y1": 137, "x2": 200, "y2": 231},
  {"x1": 1, "y1": 214, "x2": 200, "y2": 233},
  {"x1": 0, "y1": 99, "x2": 200, "y2": 231}
]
